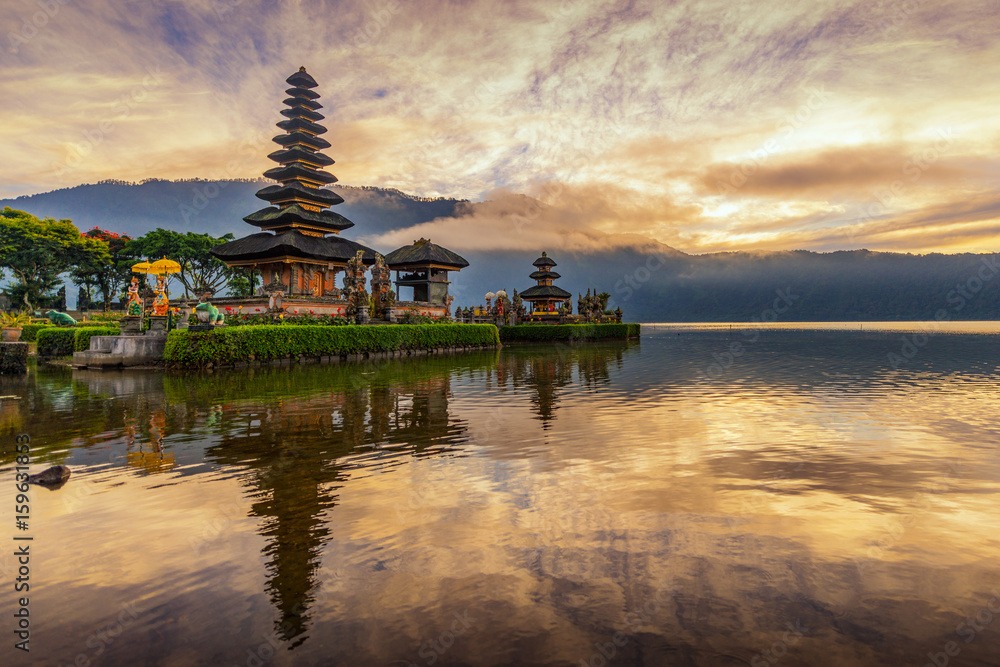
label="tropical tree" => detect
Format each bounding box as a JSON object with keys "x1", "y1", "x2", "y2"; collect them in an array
[
  {"x1": 0, "y1": 208, "x2": 110, "y2": 311},
  {"x1": 129, "y1": 229, "x2": 236, "y2": 297},
  {"x1": 72, "y1": 227, "x2": 136, "y2": 311}
]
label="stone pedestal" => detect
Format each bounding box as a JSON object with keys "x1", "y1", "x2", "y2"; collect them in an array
[
  {"x1": 121, "y1": 316, "x2": 142, "y2": 335},
  {"x1": 148, "y1": 316, "x2": 169, "y2": 334},
  {"x1": 0, "y1": 342, "x2": 28, "y2": 374},
  {"x1": 188, "y1": 324, "x2": 216, "y2": 333},
  {"x1": 358, "y1": 306, "x2": 370, "y2": 324},
  {"x1": 72, "y1": 335, "x2": 167, "y2": 368}
]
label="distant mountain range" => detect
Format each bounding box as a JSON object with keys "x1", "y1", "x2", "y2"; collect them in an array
[{"x1": 3, "y1": 180, "x2": 998, "y2": 321}]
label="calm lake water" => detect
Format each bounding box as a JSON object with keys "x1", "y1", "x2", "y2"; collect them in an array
[{"x1": 2, "y1": 323, "x2": 999, "y2": 666}]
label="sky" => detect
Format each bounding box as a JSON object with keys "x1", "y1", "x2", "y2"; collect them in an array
[{"x1": 2, "y1": 0, "x2": 999, "y2": 255}]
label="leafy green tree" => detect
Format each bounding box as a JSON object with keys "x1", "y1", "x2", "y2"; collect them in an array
[
  {"x1": 129, "y1": 229, "x2": 236, "y2": 298},
  {"x1": 72, "y1": 228, "x2": 136, "y2": 312},
  {"x1": 0, "y1": 208, "x2": 110, "y2": 311},
  {"x1": 226, "y1": 268, "x2": 260, "y2": 297}
]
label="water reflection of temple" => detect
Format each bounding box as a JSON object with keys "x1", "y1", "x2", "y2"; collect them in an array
[
  {"x1": 198, "y1": 360, "x2": 479, "y2": 643},
  {"x1": 495, "y1": 341, "x2": 636, "y2": 425}
]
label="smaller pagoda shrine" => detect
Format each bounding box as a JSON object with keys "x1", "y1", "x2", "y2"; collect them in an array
[
  {"x1": 520, "y1": 252, "x2": 572, "y2": 321},
  {"x1": 384, "y1": 238, "x2": 468, "y2": 318}
]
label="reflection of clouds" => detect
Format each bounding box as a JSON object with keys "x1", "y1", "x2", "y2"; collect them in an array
[{"x1": 5, "y1": 334, "x2": 1000, "y2": 663}]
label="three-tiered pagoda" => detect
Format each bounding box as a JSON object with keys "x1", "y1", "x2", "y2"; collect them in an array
[
  {"x1": 211, "y1": 67, "x2": 376, "y2": 302},
  {"x1": 520, "y1": 252, "x2": 572, "y2": 318}
]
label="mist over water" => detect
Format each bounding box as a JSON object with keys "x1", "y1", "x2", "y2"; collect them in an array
[{"x1": 2, "y1": 324, "x2": 999, "y2": 666}]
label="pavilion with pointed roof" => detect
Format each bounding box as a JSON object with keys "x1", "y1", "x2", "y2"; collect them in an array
[
  {"x1": 520, "y1": 251, "x2": 572, "y2": 318},
  {"x1": 384, "y1": 238, "x2": 468, "y2": 306},
  {"x1": 211, "y1": 67, "x2": 376, "y2": 305}
]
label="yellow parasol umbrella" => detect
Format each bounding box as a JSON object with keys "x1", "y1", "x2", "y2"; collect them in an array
[
  {"x1": 131, "y1": 261, "x2": 154, "y2": 274},
  {"x1": 149, "y1": 258, "x2": 182, "y2": 275}
]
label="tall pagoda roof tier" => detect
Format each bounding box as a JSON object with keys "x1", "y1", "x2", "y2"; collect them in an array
[
  {"x1": 282, "y1": 97, "x2": 322, "y2": 111},
  {"x1": 286, "y1": 67, "x2": 318, "y2": 88},
  {"x1": 267, "y1": 147, "x2": 335, "y2": 167},
  {"x1": 263, "y1": 164, "x2": 338, "y2": 185},
  {"x1": 285, "y1": 86, "x2": 319, "y2": 100},
  {"x1": 276, "y1": 117, "x2": 327, "y2": 135},
  {"x1": 272, "y1": 131, "x2": 331, "y2": 151},
  {"x1": 533, "y1": 252, "x2": 557, "y2": 268},
  {"x1": 214, "y1": 66, "x2": 361, "y2": 276},
  {"x1": 243, "y1": 205, "x2": 354, "y2": 233},
  {"x1": 211, "y1": 230, "x2": 376, "y2": 264},
  {"x1": 520, "y1": 284, "x2": 572, "y2": 299},
  {"x1": 529, "y1": 270, "x2": 560, "y2": 280},
  {"x1": 280, "y1": 106, "x2": 325, "y2": 123},
  {"x1": 255, "y1": 182, "x2": 345, "y2": 208},
  {"x1": 384, "y1": 238, "x2": 469, "y2": 270}
]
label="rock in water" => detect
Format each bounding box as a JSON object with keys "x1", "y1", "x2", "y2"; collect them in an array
[{"x1": 27, "y1": 465, "x2": 71, "y2": 487}]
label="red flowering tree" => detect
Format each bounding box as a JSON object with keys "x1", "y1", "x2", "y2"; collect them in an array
[{"x1": 71, "y1": 227, "x2": 136, "y2": 311}]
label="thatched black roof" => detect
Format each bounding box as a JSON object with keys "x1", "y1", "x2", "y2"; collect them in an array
[
  {"x1": 243, "y1": 205, "x2": 354, "y2": 232},
  {"x1": 211, "y1": 230, "x2": 375, "y2": 264},
  {"x1": 276, "y1": 117, "x2": 327, "y2": 135},
  {"x1": 384, "y1": 239, "x2": 469, "y2": 269},
  {"x1": 267, "y1": 147, "x2": 335, "y2": 167},
  {"x1": 280, "y1": 106, "x2": 325, "y2": 123},
  {"x1": 283, "y1": 97, "x2": 322, "y2": 111},
  {"x1": 532, "y1": 252, "x2": 557, "y2": 268},
  {"x1": 263, "y1": 164, "x2": 337, "y2": 185},
  {"x1": 286, "y1": 67, "x2": 318, "y2": 89},
  {"x1": 255, "y1": 182, "x2": 344, "y2": 207},
  {"x1": 285, "y1": 86, "x2": 319, "y2": 100},
  {"x1": 520, "y1": 284, "x2": 571, "y2": 299},
  {"x1": 272, "y1": 131, "x2": 331, "y2": 151},
  {"x1": 529, "y1": 270, "x2": 560, "y2": 280}
]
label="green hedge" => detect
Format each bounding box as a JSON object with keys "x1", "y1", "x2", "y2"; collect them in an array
[
  {"x1": 36, "y1": 328, "x2": 76, "y2": 357},
  {"x1": 21, "y1": 321, "x2": 121, "y2": 342},
  {"x1": 73, "y1": 327, "x2": 120, "y2": 352},
  {"x1": 499, "y1": 323, "x2": 641, "y2": 342},
  {"x1": 20, "y1": 324, "x2": 51, "y2": 342},
  {"x1": 37, "y1": 326, "x2": 122, "y2": 356},
  {"x1": 163, "y1": 323, "x2": 501, "y2": 367}
]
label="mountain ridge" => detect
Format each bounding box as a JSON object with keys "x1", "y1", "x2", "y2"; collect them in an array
[{"x1": 3, "y1": 180, "x2": 998, "y2": 321}]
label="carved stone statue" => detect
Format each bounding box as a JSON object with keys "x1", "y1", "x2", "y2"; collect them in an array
[{"x1": 342, "y1": 250, "x2": 369, "y2": 323}]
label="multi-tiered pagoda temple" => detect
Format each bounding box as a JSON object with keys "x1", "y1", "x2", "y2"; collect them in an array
[
  {"x1": 211, "y1": 67, "x2": 376, "y2": 304},
  {"x1": 520, "y1": 252, "x2": 572, "y2": 319}
]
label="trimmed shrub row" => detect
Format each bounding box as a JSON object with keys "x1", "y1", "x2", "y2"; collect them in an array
[
  {"x1": 36, "y1": 328, "x2": 76, "y2": 357},
  {"x1": 74, "y1": 327, "x2": 120, "y2": 352},
  {"x1": 499, "y1": 323, "x2": 641, "y2": 342},
  {"x1": 21, "y1": 322, "x2": 121, "y2": 342},
  {"x1": 20, "y1": 324, "x2": 51, "y2": 342},
  {"x1": 163, "y1": 323, "x2": 501, "y2": 367},
  {"x1": 36, "y1": 326, "x2": 121, "y2": 357}
]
